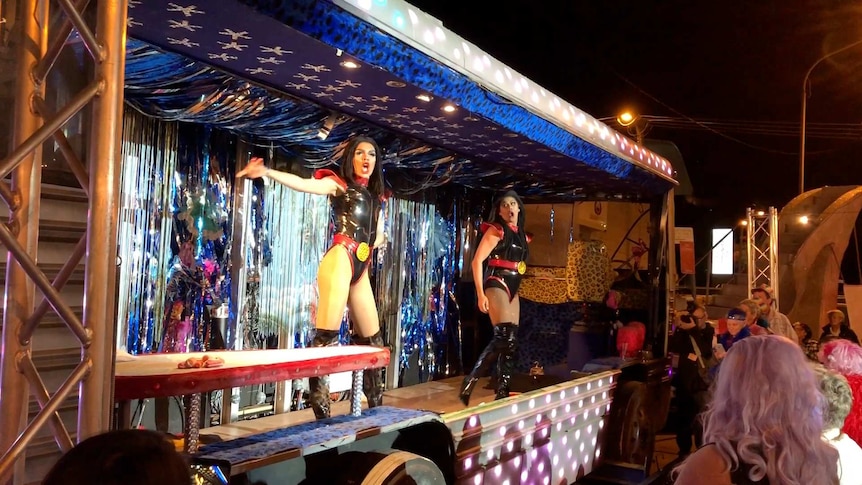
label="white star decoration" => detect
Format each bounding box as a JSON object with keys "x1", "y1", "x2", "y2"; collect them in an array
[
  {"x1": 218, "y1": 40, "x2": 248, "y2": 51},
  {"x1": 167, "y1": 37, "x2": 199, "y2": 48},
  {"x1": 428, "y1": 116, "x2": 445, "y2": 123},
  {"x1": 348, "y1": 95, "x2": 366, "y2": 103},
  {"x1": 245, "y1": 67, "x2": 273, "y2": 75},
  {"x1": 365, "y1": 104, "x2": 387, "y2": 112},
  {"x1": 336, "y1": 79, "x2": 361, "y2": 88},
  {"x1": 257, "y1": 56, "x2": 284, "y2": 65},
  {"x1": 335, "y1": 101, "x2": 355, "y2": 108},
  {"x1": 371, "y1": 95, "x2": 394, "y2": 103},
  {"x1": 294, "y1": 73, "x2": 319, "y2": 82},
  {"x1": 446, "y1": 123, "x2": 463, "y2": 129},
  {"x1": 219, "y1": 29, "x2": 251, "y2": 41},
  {"x1": 167, "y1": 3, "x2": 205, "y2": 17},
  {"x1": 403, "y1": 107, "x2": 424, "y2": 113},
  {"x1": 261, "y1": 46, "x2": 293, "y2": 56},
  {"x1": 207, "y1": 53, "x2": 237, "y2": 61},
  {"x1": 321, "y1": 84, "x2": 343, "y2": 93},
  {"x1": 313, "y1": 92, "x2": 333, "y2": 99},
  {"x1": 168, "y1": 19, "x2": 201, "y2": 32},
  {"x1": 129, "y1": 0, "x2": 141, "y2": 7},
  {"x1": 285, "y1": 82, "x2": 310, "y2": 90},
  {"x1": 301, "y1": 63, "x2": 331, "y2": 73},
  {"x1": 127, "y1": 17, "x2": 143, "y2": 28}
]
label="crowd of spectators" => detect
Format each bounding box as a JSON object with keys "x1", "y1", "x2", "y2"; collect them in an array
[{"x1": 670, "y1": 284, "x2": 862, "y2": 484}]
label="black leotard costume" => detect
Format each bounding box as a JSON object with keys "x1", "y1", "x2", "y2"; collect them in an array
[
  {"x1": 481, "y1": 222, "x2": 531, "y2": 301},
  {"x1": 314, "y1": 169, "x2": 381, "y2": 284}
]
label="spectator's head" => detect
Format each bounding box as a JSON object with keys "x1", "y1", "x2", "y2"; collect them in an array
[
  {"x1": 739, "y1": 299, "x2": 760, "y2": 326},
  {"x1": 827, "y1": 309, "x2": 846, "y2": 328},
  {"x1": 42, "y1": 429, "x2": 190, "y2": 485},
  {"x1": 699, "y1": 335, "x2": 838, "y2": 483},
  {"x1": 820, "y1": 338, "x2": 862, "y2": 376},
  {"x1": 726, "y1": 308, "x2": 747, "y2": 336},
  {"x1": 751, "y1": 285, "x2": 775, "y2": 314},
  {"x1": 794, "y1": 322, "x2": 813, "y2": 343},
  {"x1": 811, "y1": 363, "x2": 853, "y2": 432}
]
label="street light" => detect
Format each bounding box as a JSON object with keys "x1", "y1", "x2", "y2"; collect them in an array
[
  {"x1": 616, "y1": 110, "x2": 646, "y2": 144},
  {"x1": 799, "y1": 38, "x2": 862, "y2": 195}
]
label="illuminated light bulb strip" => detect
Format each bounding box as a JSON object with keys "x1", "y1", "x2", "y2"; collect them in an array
[
  {"x1": 331, "y1": 0, "x2": 676, "y2": 181},
  {"x1": 446, "y1": 372, "x2": 618, "y2": 478},
  {"x1": 444, "y1": 370, "x2": 618, "y2": 445}
]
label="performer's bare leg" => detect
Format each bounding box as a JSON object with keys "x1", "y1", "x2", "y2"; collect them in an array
[
  {"x1": 348, "y1": 272, "x2": 385, "y2": 407},
  {"x1": 316, "y1": 248, "x2": 353, "y2": 330},
  {"x1": 308, "y1": 247, "x2": 352, "y2": 419},
  {"x1": 460, "y1": 288, "x2": 521, "y2": 405}
]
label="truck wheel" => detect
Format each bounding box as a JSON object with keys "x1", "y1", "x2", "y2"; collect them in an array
[
  {"x1": 607, "y1": 380, "x2": 653, "y2": 469},
  {"x1": 360, "y1": 450, "x2": 445, "y2": 485}
]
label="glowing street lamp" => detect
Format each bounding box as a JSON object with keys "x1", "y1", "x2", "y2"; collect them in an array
[{"x1": 616, "y1": 111, "x2": 645, "y2": 144}]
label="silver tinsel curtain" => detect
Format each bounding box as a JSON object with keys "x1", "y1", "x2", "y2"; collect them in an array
[
  {"x1": 241, "y1": 176, "x2": 329, "y2": 349},
  {"x1": 117, "y1": 110, "x2": 178, "y2": 354}
]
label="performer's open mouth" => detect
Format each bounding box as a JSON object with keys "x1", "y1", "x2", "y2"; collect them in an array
[{"x1": 361, "y1": 162, "x2": 370, "y2": 174}]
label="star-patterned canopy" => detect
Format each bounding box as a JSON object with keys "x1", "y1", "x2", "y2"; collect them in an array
[{"x1": 124, "y1": 0, "x2": 677, "y2": 201}]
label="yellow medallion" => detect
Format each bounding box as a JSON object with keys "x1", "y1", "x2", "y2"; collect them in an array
[
  {"x1": 517, "y1": 261, "x2": 527, "y2": 274},
  {"x1": 356, "y1": 242, "x2": 371, "y2": 262}
]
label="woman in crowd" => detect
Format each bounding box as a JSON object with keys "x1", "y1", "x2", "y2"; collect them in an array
[
  {"x1": 674, "y1": 335, "x2": 839, "y2": 485},
  {"x1": 821, "y1": 310, "x2": 860, "y2": 345},
  {"x1": 459, "y1": 190, "x2": 530, "y2": 405},
  {"x1": 820, "y1": 339, "x2": 862, "y2": 445},
  {"x1": 43, "y1": 429, "x2": 191, "y2": 485},
  {"x1": 237, "y1": 136, "x2": 387, "y2": 419},
  {"x1": 811, "y1": 364, "x2": 862, "y2": 485},
  {"x1": 714, "y1": 308, "x2": 752, "y2": 360},
  {"x1": 794, "y1": 321, "x2": 820, "y2": 361},
  {"x1": 669, "y1": 303, "x2": 715, "y2": 456},
  {"x1": 738, "y1": 299, "x2": 768, "y2": 336}
]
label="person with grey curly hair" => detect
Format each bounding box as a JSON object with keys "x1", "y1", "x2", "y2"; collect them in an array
[
  {"x1": 812, "y1": 364, "x2": 862, "y2": 485},
  {"x1": 738, "y1": 299, "x2": 768, "y2": 336}
]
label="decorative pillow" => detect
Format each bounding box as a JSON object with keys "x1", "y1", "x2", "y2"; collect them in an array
[{"x1": 566, "y1": 240, "x2": 613, "y2": 303}]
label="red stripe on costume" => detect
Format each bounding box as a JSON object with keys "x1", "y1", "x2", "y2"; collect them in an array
[
  {"x1": 313, "y1": 169, "x2": 347, "y2": 190},
  {"x1": 480, "y1": 222, "x2": 503, "y2": 236}
]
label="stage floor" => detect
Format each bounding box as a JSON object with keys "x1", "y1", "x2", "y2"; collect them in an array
[{"x1": 203, "y1": 376, "x2": 490, "y2": 442}]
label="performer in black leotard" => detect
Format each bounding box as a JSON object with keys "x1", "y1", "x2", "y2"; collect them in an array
[
  {"x1": 237, "y1": 136, "x2": 386, "y2": 419},
  {"x1": 459, "y1": 190, "x2": 530, "y2": 406}
]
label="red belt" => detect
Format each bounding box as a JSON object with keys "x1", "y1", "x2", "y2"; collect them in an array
[
  {"x1": 333, "y1": 234, "x2": 372, "y2": 262},
  {"x1": 488, "y1": 259, "x2": 526, "y2": 274}
]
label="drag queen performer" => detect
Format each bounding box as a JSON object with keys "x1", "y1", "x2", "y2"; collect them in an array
[
  {"x1": 459, "y1": 191, "x2": 530, "y2": 405},
  {"x1": 237, "y1": 136, "x2": 386, "y2": 419}
]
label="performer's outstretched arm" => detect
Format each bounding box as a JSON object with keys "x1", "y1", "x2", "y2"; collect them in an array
[{"x1": 237, "y1": 157, "x2": 341, "y2": 196}]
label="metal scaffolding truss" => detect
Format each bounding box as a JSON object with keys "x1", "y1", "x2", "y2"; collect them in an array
[
  {"x1": 746, "y1": 206, "x2": 779, "y2": 307},
  {"x1": 0, "y1": 0, "x2": 127, "y2": 481}
]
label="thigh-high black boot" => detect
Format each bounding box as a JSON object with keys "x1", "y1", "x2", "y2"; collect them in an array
[
  {"x1": 459, "y1": 322, "x2": 515, "y2": 406},
  {"x1": 308, "y1": 329, "x2": 340, "y2": 419},
  {"x1": 353, "y1": 331, "x2": 385, "y2": 408},
  {"x1": 495, "y1": 323, "x2": 518, "y2": 400}
]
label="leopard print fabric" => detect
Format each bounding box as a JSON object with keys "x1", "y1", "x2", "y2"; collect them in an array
[
  {"x1": 519, "y1": 267, "x2": 568, "y2": 304},
  {"x1": 566, "y1": 240, "x2": 614, "y2": 303}
]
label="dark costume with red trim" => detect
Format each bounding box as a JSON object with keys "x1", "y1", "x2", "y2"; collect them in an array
[
  {"x1": 314, "y1": 169, "x2": 381, "y2": 284},
  {"x1": 459, "y1": 215, "x2": 532, "y2": 407},
  {"x1": 481, "y1": 222, "x2": 531, "y2": 301},
  {"x1": 308, "y1": 169, "x2": 385, "y2": 420}
]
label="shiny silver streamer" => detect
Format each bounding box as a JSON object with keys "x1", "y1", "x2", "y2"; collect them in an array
[
  {"x1": 376, "y1": 198, "x2": 451, "y2": 385},
  {"x1": 116, "y1": 109, "x2": 177, "y2": 354},
  {"x1": 252, "y1": 181, "x2": 328, "y2": 346}
]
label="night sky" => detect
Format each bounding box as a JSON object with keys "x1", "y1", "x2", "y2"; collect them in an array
[{"x1": 408, "y1": 0, "x2": 862, "y2": 226}]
